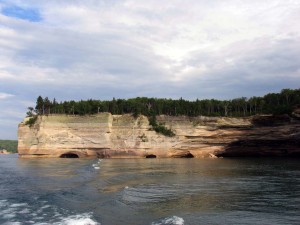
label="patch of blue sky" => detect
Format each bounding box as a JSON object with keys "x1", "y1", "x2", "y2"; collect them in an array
[{"x1": 1, "y1": 5, "x2": 42, "y2": 22}]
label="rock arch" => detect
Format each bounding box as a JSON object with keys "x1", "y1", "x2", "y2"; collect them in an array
[
  {"x1": 60, "y1": 153, "x2": 79, "y2": 158},
  {"x1": 170, "y1": 151, "x2": 195, "y2": 158},
  {"x1": 145, "y1": 154, "x2": 157, "y2": 158},
  {"x1": 181, "y1": 152, "x2": 194, "y2": 158}
]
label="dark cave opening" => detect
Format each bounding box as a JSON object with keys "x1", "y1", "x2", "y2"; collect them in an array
[
  {"x1": 184, "y1": 153, "x2": 194, "y2": 158},
  {"x1": 60, "y1": 153, "x2": 79, "y2": 158},
  {"x1": 145, "y1": 154, "x2": 157, "y2": 158},
  {"x1": 178, "y1": 153, "x2": 194, "y2": 158}
]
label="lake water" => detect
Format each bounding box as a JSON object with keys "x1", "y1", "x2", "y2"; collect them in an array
[{"x1": 0, "y1": 155, "x2": 299, "y2": 225}]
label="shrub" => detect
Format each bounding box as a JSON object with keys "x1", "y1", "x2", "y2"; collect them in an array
[
  {"x1": 148, "y1": 115, "x2": 175, "y2": 137},
  {"x1": 139, "y1": 133, "x2": 148, "y2": 142},
  {"x1": 154, "y1": 124, "x2": 175, "y2": 137},
  {"x1": 25, "y1": 116, "x2": 38, "y2": 127}
]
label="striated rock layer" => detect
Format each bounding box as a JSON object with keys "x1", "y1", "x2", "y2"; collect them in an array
[{"x1": 18, "y1": 113, "x2": 300, "y2": 158}]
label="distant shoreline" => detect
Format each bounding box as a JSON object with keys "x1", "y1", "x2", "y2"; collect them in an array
[
  {"x1": 0, "y1": 140, "x2": 18, "y2": 154},
  {"x1": 0, "y1": 149, "x2": 14, "y2": 154}
]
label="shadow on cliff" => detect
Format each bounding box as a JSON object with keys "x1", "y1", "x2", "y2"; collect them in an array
[{"x1": 215, "y1": 115, "x2": 300, "y2": 158}]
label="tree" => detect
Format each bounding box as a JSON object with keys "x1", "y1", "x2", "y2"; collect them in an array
[
  {"x1": 281, "y1": 88, "x2": 293, "y2": 105},
  {"x1": 44, "y1": 97, "x2": 51, "y2": 114},
  {"x1": 223, "y1": 100, "x2": 231, "y2": 117},
  {"x1": 35, "y1": 96, "x2": 44, "y2": 115},
  {"x1": 29, "y1": 88, "x2": 299, "y2": 119},
  {"x1": 26, "y1": 107, "x2": 35, "y2": 117}
]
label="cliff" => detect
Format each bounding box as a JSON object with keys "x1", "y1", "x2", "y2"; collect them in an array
[{"x1": 18, "y1": 113, "x2": 300, "y2": 158}]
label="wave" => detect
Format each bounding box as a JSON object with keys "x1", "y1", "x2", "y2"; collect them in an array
[
  {"x1": 92, "y1": 159, "x2": 102, "y2": 170},
  {"x1": 52, "y1": 213, "x2": 100, "y2": 225},
  {"x1": 122, "y1": 184, "x2": 178, "y2": 203},
  {"x1": 1, "y1": 198, "x2": 184, "y2": 225},
  {"x1": 0, "y1": 199, "x2": 100, "y2": 225},
  {"x1": 151, "y1": 216, "x2": 184, "y2": 225}
]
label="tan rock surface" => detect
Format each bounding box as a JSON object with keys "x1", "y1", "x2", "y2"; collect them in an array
[{"x1": 18, "y1": 113, "x2": 300, "y2": 158}]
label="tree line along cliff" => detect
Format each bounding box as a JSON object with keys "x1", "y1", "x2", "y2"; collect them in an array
[
  {"x1": 27, "y1": 88, "x2": 300, "y2": 119},
  {"x1": 19, "y1": 88, "x2": 300, "y2": 158}
]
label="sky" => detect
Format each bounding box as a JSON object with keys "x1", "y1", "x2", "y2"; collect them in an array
[{"x1": 0, "y1": 0, "x2": 300, "y2": 139}]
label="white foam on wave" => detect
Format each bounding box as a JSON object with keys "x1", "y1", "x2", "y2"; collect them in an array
[
  {"x1": 0, "y1": 199, "x2": 100, "y2": 225},
  {"x1": 3, "y1": 222, "x2": 22, "y2": 225},
  {"x1": 2, "y1": 212, "x2": 16, "y2": 219},
  {"x1": 18, "y1": 208, "x2": 31, "y2": 214},
  {"x1": 53, "y1": 213, "x2": 100, "y2": 225},
  {"x1": 0, "y1": 205, "x2": 17, "y2": 218},
  {"x1": 151, "y1": 216, "x2": 184, "y2": 225},
  {"x1": 0, "y1": 200, "x2": 32, "y2": 224},
  {"x1": 10, "y1": 203, "x2": 28, "y2": 208},
  {"x1": 40, "y1": 205, "x2": 51, "y2": 209},
  {"x1": 92, "y1": 159, "x2": 102, "y2": 170}
]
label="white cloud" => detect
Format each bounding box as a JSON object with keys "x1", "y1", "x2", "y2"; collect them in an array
[
  {"x1": 0, "y1": 92, "x2": 14, "y2": 100},
  {"x1": 0, "y1": 0, "x2": 300, "y2": 139}
]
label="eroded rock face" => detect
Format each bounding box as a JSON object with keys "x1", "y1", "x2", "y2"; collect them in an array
[{"x1": 18, "y1": 113, "x2": 300, "y2": 158}]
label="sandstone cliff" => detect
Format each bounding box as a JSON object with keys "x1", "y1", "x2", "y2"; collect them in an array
[{"x1": 18, "y1": 113, "x2": 300, "y2": 158}]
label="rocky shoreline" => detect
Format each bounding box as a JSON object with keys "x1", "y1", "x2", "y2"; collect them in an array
[{"x1": 0, "y1": 149, "x2": 12, "y2": 154}]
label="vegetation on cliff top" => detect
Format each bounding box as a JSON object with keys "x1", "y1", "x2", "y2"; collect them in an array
[
  {"x1": 25, "y1": 115, "x2": 38, "y2": 127},
  {"x1": 0, "y1": 140, "x2": 18, "y2": 153},
  {"x1": 25, "y1": 89, "x2": 300, "y2": 135},
  {"x1": 27, "y1": 88, "x2": 299, "y2": 118}
]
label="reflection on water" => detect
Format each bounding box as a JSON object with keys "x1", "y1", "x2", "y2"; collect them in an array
[{"x1": 1, "y1": 155, "x2": 300, "y2": 225}]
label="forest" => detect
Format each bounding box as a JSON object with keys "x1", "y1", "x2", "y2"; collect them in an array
[
  {"x1": 27, "y1": 88, "x2": 300, "y2": 118},
  {"x1": 0, "y1": 140, "x2": 18, "y2": 153}
]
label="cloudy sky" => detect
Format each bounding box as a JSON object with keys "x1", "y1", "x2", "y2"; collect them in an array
[{"x1": 0, "y1": 0, "x2": 300, "y2": 139}]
